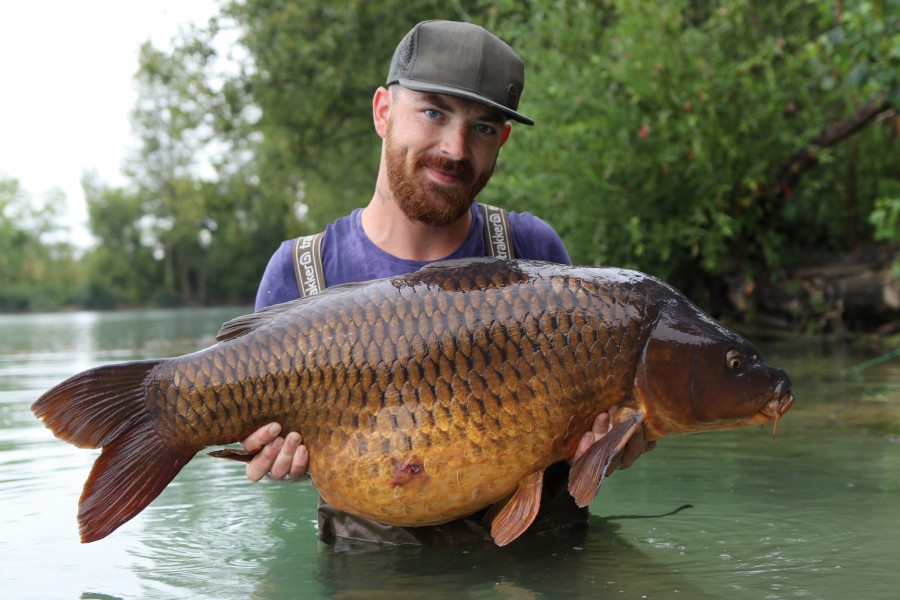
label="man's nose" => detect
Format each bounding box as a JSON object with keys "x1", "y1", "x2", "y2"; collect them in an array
[{"x1": 439, "y1": 123, "x2": 469, "y2": 161}]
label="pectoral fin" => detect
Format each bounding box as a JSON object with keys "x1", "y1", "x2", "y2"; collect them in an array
[
  {"x1": 568, "y1": 411, "x2": 645, "y2": 507},
  {"x1": 208, "y1": 447, "x2": 262, "y2": 463},
  {"x1": 489, "y1": 470, "x2": 544, "y2": 546}
]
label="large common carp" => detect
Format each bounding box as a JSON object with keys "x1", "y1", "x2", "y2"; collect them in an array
[{"x1": 33, "y1": 258, "x2": 793, "y2": 545}]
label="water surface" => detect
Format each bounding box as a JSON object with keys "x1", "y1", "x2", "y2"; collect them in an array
[{"x1": 1, "y1": 309, "x2": 898, "y2": 599}]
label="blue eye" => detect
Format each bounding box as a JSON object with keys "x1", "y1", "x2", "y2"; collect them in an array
[{"x1": 424, "y1": 108, "x2": 440, "y2": 119}]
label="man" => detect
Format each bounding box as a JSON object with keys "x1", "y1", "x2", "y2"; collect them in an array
[{"x1": 242, "y1": 20, "x2": 651, "y2": 544}]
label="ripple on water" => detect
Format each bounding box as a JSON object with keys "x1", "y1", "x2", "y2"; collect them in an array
[
  {"x1": 587, "y1": 426, "x2": 900, "y2": 600},
  {"x1": 4, "y1": 314, "x2": 900, "y2": 600}
]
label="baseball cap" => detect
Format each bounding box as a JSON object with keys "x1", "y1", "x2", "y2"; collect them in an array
[{"x1": 386, "y1": 20, "x2": 534, "y2": 126}]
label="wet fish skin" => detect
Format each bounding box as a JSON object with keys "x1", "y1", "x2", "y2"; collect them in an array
[
  {"x1": 152, "y1": 259, "x2": 645, "y2": 523},
  {"x1": 32, "y1": 258, "x2": 793, "y2": 544}
]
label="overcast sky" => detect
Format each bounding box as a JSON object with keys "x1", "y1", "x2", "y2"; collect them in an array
[{"x1": 0, "y1": 0, "x2": 221, "y2": 247}]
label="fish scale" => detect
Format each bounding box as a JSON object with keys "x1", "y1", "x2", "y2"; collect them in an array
[{"x1": 33, "y1": 257, "x2": 793, "y2": 545}]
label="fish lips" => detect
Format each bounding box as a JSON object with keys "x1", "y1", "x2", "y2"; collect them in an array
[{"x1": 754, "y1": 381, "x2": 795, "y2": 436}]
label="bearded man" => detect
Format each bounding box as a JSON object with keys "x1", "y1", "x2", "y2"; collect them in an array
[{"x1": 245, "y1": 20, "x2": 651, "y2": 546}]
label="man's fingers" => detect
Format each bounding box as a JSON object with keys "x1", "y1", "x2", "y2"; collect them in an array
[
  {"x1": 246, "y1": 436, "x2": 283, "y2": 482},
  {"x1": 288, "y1": 439, "x2": 309, "y2": 480},
  {"x1": 592, "y1": 412, "x2": 611, "y2": 436},
  {"x1": 620, "y1": 437, "x2": 656, "y2": 470},
  {"x1": 269, "y1": 432, "x2": 302, "y2": 479},
  {"x1": 242, "y1": 422, "x2": 282, "y2": 450},
  {"x1": 570, "y1": 406, "x2": 655, "y2": 475},
  {"x1": 571, "y1": 412, "x2": 611, "y2": 464},
  {"x1": 243, "y1": 427, "x2": 309, "y2": 483},
  {"x1": 573, "y1": 431, "x2": 594, "y2": 464}
]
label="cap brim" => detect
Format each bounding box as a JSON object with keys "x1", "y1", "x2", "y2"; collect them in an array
[{"x1": 396, "y1": 78, "x2": 535, "y2": 126}]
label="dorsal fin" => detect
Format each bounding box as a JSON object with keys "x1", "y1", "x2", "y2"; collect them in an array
[
  {"x1": 216, "y1": 280, "x2": 372, "y2": 342},
  {"x1": 399, "y1": 257, "x2": 530, "y2": 292},
  {"x1": 216, "y1": 301, "x2": 302, "y2": 342},
  {"x1": 218, "y1": 258, "x2": 530, "y2": 342}
]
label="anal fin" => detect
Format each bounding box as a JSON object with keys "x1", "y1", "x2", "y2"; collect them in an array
[
  {"x1": 489, "y1": 470, "x2": 544, "y2": 546},
  {"x1": 568, "y1": 411, "x2": 645, "y2": 507}
]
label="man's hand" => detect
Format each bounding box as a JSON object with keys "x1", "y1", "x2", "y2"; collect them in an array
[
  {"x1": 242, "y1": 423, "x2": 309, "y2": 482},
  {"x1": 571, "y1": 406, "x2": 655, "y2": 474}
]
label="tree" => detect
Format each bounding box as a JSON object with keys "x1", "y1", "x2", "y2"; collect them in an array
[
  {"x1": 82, "y1": 175, "x2": 160, "y2": 308},
  {"x1": 73, "y1": 0, "x2": 897, "y2": 327},
  {"x1": 0, "y1": 177, "x2": 81, "y2": 310},
  {"x1": 479, "y1": 0, "x2": 898, "y2": 314}
]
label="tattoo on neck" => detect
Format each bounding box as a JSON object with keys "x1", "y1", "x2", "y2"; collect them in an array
[{"x1": 376, "y1": 186, "x2": 393, "y2": 204}]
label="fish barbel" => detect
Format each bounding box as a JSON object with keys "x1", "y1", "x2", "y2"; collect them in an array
[{"x1": 33, "y1": 258, "x2": 794, "y2": 545}]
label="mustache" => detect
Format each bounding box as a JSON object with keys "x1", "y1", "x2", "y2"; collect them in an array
[{"x1": 415, "y1": 154, "x2": 474, "y2": 181}]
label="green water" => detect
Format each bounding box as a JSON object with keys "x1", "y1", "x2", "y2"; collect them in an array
[{"x1": 1, "y1": 308, "x2": 898, "y2": 599}]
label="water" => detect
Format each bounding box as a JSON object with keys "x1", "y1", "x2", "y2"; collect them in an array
[{"x1": 1, "y1": 308, "x2": 898, "y2": 599}]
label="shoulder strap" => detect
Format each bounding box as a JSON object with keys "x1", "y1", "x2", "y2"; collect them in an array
[
  {"x1": 293, "y1": 206, "x2": 515, "y2": 297},
  {"x1": 480, "y1": 203, "x2": 516, "y2": 259},
  {"x1": 292, "y1": 232, "x2": 326, "y2": 298}
]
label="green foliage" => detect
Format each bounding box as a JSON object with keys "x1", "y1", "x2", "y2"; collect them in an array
[
  {"x1": 870, "y1": 196, "x2": 900, "y2": 275},
  {"x1": 870, "y1": 197, "x2": 900, "y2": 243},
  {"x1": 480, "y1": 0, "x2": 898, "y2": 304},
  {"x1": 3, "y1": 0, "x2": 896, "y2": 317},
  {"x1": 809, "y1": 0, "x2": 900, "y2": 104},
  {"x1": 0, "y1": 177, "x2": 83, "y2": 311},
  {"x1": 93, "y1": 32, "x2": 306, "y2": 307},
  {"x1": 82, "y1": 176, "x2": 159, "y2": 308}
]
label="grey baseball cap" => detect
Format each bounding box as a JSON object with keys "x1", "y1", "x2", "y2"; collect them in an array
[{"x1": 386, "y1": 20, "x2": 534, "y2": 126}]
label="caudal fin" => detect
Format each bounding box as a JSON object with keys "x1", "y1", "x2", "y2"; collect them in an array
[{"x1": 32, "y1": 361, "x2": 195, "y2": 543}]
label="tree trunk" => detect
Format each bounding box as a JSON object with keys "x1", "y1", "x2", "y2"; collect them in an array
[{"x1": 752, "y1": 244, "x2": 900, "y2": 335}]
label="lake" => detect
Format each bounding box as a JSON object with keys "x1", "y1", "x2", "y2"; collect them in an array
[{"x1": 1, "y1": 308, "x2": 898, "y2": 599}]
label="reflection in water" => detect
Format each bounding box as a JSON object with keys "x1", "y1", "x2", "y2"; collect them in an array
[
  {"x1": 301, "y1": 518, "x2": 717, "y2": 600},
  {"x1": 1, "y1": 309, "x2": 898, "y2": 599},
  {"x1": 141, "y1": 461, "x2": 718, "y2": 600}
]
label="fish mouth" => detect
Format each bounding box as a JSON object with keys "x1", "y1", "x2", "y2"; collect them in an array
[{"x1": 756, "y1": 384, "x2": 795, "y2": 438}]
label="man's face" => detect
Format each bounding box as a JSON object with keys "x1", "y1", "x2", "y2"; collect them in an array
[{"x1": 383, "y1": 88, "x2": 510, "y2": 227}]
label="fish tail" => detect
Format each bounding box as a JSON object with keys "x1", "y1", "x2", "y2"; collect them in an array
[{"x1": 32, "y1": 360, "x2": 195, "y2": 543}]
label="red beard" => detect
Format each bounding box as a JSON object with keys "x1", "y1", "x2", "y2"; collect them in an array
[{"x1": 385, "y1": 126, "x2": 494, "y2": 227}]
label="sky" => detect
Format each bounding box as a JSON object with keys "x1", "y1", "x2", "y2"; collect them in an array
[{"x1": 0, "y1": 0, "x2": 222, "y2": 247}]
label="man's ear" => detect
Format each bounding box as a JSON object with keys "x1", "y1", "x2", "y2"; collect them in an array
[
  {"x1": 373, "y1": 87, "x2": 391, "y2": 138},
  {"x1": 499, "y1": 122, "x2": 512, "y2": 148}
]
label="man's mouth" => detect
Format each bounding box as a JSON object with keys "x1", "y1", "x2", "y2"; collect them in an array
[
  {"x1": 418, "y1": 155, "x2": 472, "y2": 186},
  {"x1": 425, "y1": 166, "x2": 465, "y2": 185}
]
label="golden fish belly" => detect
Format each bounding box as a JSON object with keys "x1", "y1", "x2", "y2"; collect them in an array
[{"x1": 310, "y1": 412, "x2": 569, "y2": 525}]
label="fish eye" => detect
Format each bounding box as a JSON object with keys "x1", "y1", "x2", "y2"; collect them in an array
[{"x1": 726, "y1": 349, "x2": 743, "y2": 370}]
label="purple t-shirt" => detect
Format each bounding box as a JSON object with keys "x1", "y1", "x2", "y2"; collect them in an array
[{"x1": 255, "y1": 201, "x2": 571, "y2": 310}]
